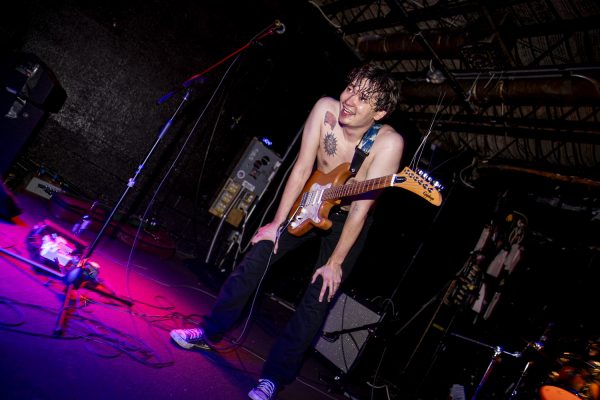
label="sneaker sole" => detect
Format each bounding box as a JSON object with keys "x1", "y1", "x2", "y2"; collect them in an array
[
  {"x1": 170, "y1": 331, "x2": 194, "y2": 349},
  {"x1": 248, "y1": 390, "x2": 272, "y2": 400},
  {"x1": 170, "y1": 331, "x2": 212, "y2": 351}
]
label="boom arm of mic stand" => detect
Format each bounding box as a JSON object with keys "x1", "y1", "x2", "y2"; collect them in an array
[
  {"x1": 157, "y1": 21, "x2": 282, "y2": 105},
  {"x1": 448, "y1": 332, "x2": 521, "y2": 400},
  {"x1": 182, "y1": 21, "x2": 281, "y2": 87}
]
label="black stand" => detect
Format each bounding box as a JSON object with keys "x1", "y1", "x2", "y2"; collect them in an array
[
  {"x1": 322, "y1": 321, "x2": 382, "y2": 343},
  {"x1": 0, "y1": 90, "x2": 191, "y2": 335},
  {"x1": 449, "y1": 332, "x2": 522, "y2": 400},
  {"x1": 0, "y1": 20, "x2": 286, "y2": 335},
  {"x1": 506, "y1": 360, "x2": 533, "y2": 400},
  {"x1": 54, "y1": 87, "x2": 193, "y2": 334}
]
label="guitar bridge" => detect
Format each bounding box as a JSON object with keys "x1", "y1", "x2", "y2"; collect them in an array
[{"x1": 289, "y1": 206, "x2": 310, "y2": 229}]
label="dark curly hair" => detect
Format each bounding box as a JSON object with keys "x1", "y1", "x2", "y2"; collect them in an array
[{"x1": 346, "y1": 63, "x2": 400, "y2": 115}]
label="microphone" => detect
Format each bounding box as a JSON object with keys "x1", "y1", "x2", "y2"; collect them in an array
[{"x1": 274, "y1": 20, "x2": 286, "y2": 35}]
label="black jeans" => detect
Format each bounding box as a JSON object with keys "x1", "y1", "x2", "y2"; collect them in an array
[{"x1": 202, "y1": 211, "x2": 372, "y2": 386}]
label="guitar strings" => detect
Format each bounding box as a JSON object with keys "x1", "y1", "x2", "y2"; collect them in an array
[{"x1": 409, "y1": 90, "x2": 446, "y2": 172}]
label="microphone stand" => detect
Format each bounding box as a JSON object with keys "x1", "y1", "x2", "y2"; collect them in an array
[
  {"x1": 58, "y1": 20, "x2": 286, "y2": 334},
  {"x1": 53, "y1": 88, "x2": 192, "y2": 334},
  {"x1": 449, "y1": 332, "x2": 522, "y2": 400},
  {"x1": 322, "y1": 321, "x2": 382, "y2": 343},
  {"x1": 0, "y1": 90, "x2": 192, "y2": 336},
  {"x1": 0, "y1": 20, "x2": 286, "y2": 337}
]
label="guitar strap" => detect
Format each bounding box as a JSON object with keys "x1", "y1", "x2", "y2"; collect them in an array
[{"x1": 349, "y1": 123, "x2": 381, "y2": 175}]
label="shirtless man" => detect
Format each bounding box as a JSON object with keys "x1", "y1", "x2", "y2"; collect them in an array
[{"x1": 170, "y1": 63, "x2": 403, "y2": 400}]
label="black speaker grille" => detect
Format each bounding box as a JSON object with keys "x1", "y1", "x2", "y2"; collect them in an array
[{"x1": 315, "y1": 293, "x2": 382, "y2": 373}]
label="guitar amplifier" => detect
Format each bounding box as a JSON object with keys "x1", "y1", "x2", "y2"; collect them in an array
[
  {"x1": 25, "y1": 176, "x2": 63, "y2": 199},
  {"x1": 314, "y1": 292, "x2": 383, "y2": 373},
  {"x1": 209, "y1": 137, "x2": 281, "y2": 228}
]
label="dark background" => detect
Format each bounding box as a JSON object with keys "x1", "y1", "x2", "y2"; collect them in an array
[
  {"x1": 1, "y1": 0, "x2": 358, "y2": 241},
  {"x1": 1, "y1": 1, "x2": 599, "y2": 398}
]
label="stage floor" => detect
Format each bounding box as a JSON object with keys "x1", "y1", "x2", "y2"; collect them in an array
[{"x1": 0, "y1": 192, "x2": 356, "y2": 400}]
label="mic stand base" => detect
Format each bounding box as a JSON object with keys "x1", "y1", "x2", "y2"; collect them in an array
[{"x1": 0, "y1": 246, "x2": 133, "y2": 336}]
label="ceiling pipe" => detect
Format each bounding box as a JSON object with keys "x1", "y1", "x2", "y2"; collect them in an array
[
  {"x1": 404, "y1": 112, "x2": 600, "y2": 141},
  {"x1": 357, "y1": 31, "x2": 468, "y2": 58},
  {"x1": 475, "y1": 163, "x2": 600, "y2": 188},
  {"x1": 356, "y1": 18, "x2": 516, "y2": 62},
  {"x1": 353, "y1": 15, "x2": 600, "y2": 55},
  {"x1": 431, "y1": 120, "x2": 600, "y2": 144},
  {"x1": 398, "y1": 74, "x2": 600, "y2": 105}
]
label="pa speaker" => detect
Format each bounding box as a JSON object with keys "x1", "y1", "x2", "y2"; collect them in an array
[
  {"x1": 314, "y1": 293, "x2": 383, "y2": 373},
  {"x1": 0, "y1": 52, "x2": 66, "y2": 175}
]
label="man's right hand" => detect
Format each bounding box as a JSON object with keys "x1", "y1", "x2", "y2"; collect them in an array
[{"x1": 250, "y1": 221, "x2": 283, "y2": 253}]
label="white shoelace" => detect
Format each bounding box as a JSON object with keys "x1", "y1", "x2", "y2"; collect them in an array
[
  {"x1": 183, "y1": 328, "x2": 203, "y2": 340},
  {"x1": 256, "y1": 379, "x2": 275, "y2": 397}
]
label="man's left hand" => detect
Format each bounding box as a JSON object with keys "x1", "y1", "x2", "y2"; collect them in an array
[{"x1": 311, "y1": 263, "x2": 343, "y2": 302}]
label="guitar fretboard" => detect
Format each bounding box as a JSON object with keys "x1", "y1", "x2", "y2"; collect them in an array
[{"x1": 322, "y1": 175, "x2": 395, "y2": 201}]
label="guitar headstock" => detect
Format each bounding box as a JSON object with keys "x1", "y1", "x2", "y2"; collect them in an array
[{"x1": 396, "y1": 167, "x2": 444, "y2": 206}]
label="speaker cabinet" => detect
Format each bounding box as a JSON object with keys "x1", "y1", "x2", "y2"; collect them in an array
[
  {"x1": 314, "y1": 293, "x2": 383, "y2": 373},
  {"x1": 0, "y1": 52, "x2": 66, "y2": 176}
]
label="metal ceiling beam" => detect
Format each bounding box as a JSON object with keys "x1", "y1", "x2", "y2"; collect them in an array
[
  {"x1": 475, "y1": 163, "x2": 600, "y2": 188},
  {"x1": 405, "y1": 112, "x2": 600, "y2": 139},
  {"x1": 357, "y1": 30, "x2": 468, "y2": 58},
  {"x1": 478, "y1": 3, "x2": 517, "y2": 66},
  {"x1": 337, "y1": 0, "x2": 529, "y2": 34},
  {"x1": 354, "y1": 17, "x2": 600, "y2": 62},
  {"x1": 318, "y1": 0, "x2": 375, "y2": 15},
  {"x1": 385, "y1": 0, "x2": 477, "y2": 113},
  {"x1": 397, "y1": 74, "x2": 600, "y2": 106},
  {"x1": 442, "y1": 65, "x2": 600, "y2": 79},
  {"x1": 414, "y1": 118, "x2": 600, "y2": 144},
  {"x1": 511, "y1": 15, "x2": 600, "y2": 38},
  {"x1": 335, "y1": 1, "x2": 597, "y2": 40}
]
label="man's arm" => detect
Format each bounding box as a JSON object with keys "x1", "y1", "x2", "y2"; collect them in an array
[
  {"x1": 250, "y1": 97, "x2": 331, "y2": 248},
  {"x1": 312, "y1": 126, "x2": 404, "y2": 302}
]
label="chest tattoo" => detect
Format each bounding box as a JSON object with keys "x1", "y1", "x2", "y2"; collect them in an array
[{"x1": 323, "y1": 132, "x2": 337, "y2": 156}]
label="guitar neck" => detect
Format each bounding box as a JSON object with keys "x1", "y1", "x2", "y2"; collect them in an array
[{"x1": 322, "y1": 174, "x2": 394, "y2": 201}]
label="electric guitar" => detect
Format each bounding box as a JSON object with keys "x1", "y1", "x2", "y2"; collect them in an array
[{"x1": 287, "y1": 162, "x2": 443, "y2": 236}]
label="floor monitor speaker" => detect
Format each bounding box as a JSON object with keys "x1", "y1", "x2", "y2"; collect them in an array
[{"x1": 314, "y1": 293, "x2": 383, "y2": 373}]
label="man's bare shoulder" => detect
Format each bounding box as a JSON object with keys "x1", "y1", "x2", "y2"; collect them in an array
[
  {"x1": 313, "y1": 96, "x2": 340, "y2": 113},
  {"x1": 377, "y1": 124, "x2": 404, "y2": 148},
  {"x1": 315, "y1": 96, "x2": 339, "y2": 106}
]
